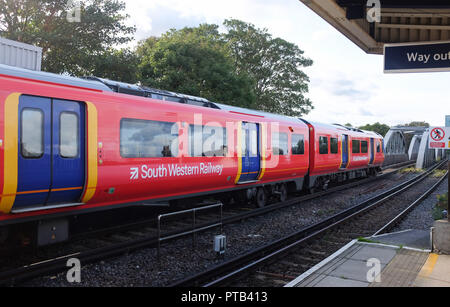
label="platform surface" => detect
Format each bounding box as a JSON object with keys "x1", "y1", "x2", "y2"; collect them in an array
[{"x1": 285, "y1": 229, "x2": 445, "y2": 287}]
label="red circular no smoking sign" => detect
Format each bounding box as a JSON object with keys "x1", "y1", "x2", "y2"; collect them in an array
[{"x1": 430, "y1": 127, "x2": 445, "y2": 141}]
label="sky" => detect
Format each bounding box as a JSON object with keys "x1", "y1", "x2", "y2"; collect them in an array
[{"x1": 122, "y1": 0, "x2": 449, "y2": 127}]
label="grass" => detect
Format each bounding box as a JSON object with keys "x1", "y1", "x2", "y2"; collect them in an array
[
  {"x1": 433, "y1": 192, "x2": 448, "y2": 220},
  {"x1": 357, "y1": 237, "x2": 381, "y2": 244},
  {"x1": 399, "y1": 167, "x2": 425, "y2": 174},
  {"x1": 431, "y1": 169, "x2": 447, "y2": 178}
]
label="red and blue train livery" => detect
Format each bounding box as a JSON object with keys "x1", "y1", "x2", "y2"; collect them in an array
[{"x1": 0, "y1": 64, "x2": 384, "y2": 246}]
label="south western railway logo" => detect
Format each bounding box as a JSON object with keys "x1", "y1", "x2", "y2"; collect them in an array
[{"x1": 430, "y1": 127, "x2": 445, "y2": 141}]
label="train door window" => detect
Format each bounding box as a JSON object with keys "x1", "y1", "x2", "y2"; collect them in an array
[
  {"x1": 352, "y1": 140, "x2": 360, "y2": 154},
  {"x1": 361, "y1": 141, "x2": 368, "y2": 153},
  {"x1": 21, "y1": 108, "x2": 44, "y2": 158},
  {"x1": 60, "y1": 112, "x2": 79, "y2": 158},
  {"x1": 377, "y1": 141, "x2": 382, "y2": 153},
  {"x1": 249, "y1": 128, "x2": 258, "y2": 157},
  {"x1": 189, "y1": 125, "x2": 227, "y2": 157},
  {"x1": 120, "y1": 119, "x2": 179, "y2": 158},
  {"x1": 330, "y1": 137, "x2": 338, "y2": 154},
  {"x1": 292, "y1": 134, "x2": 305, "y2": 155},
  {"x1": 319, "y1": 136, "x2": 328, "y2": 154},
  {"x1": 272, "y1": 132, "x2": 288, "y2": 155}
]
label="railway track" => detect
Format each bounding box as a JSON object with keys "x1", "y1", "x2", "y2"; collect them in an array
[
  {"x1": 0, "y1": 161, "x2": 417, "y2": 286},
  {"x1": 169, "y1": 159, "x2": 448, "y2": 287}
]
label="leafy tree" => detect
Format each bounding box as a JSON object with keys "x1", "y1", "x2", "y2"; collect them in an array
[
  {"x1": 359, "y1": 122, "x2": 390, "y2": 136},
  {"x1": 0, "y1": 0, "x2": 135, "y2": 76},
  {"x1": 137, "y1": 24, "x2": 256, "y2": 108},
  {"x1": 223, "y1": 19, "x2": 313, "y2": 116},
  {"x1": 403, "y1": 121, "x2": 430, "y2": 127},
  {"x1": 90, "y1": 48, "x2": 140, "y2": 83}
]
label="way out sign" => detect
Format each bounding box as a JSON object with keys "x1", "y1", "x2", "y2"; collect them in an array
[
  {"x1": 428, "y1": 127, "x2": 450, "y2": 149},
  {"x1": 384, "y1": 41, "x2": 450, "y2": 73}
]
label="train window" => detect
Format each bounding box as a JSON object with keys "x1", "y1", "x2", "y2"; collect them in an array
[
  {"x1": 120, "y1": 119, "x2": 179, "y2": 158},
  {"x1": 164, "y1": 96, "x2": 183, "y2": 103},
  {"x1": 319, "y1": 136, "x2": 328, "y2": 154},
  {"x1": 60, "y1": 112, "x2": 79, "y2": 158},
  {"x1": 21, "y1": 108, "x2": 44, "y2": 158},
  {"x1": 272, "y1": 132, "x2": 288, "y2": 155},
  {"x1": 330, "y1": 137, "x2": 338, "y2": 154},
  {"x1": 189, "y1": 125, "x2": 227, "y2": 157},
  {"x1": 291, "y1": 134, "x2": 305, "y2": 155},
  {"x1": 377, "y1": 141, "x2": 382, "y2": 153},
  {"x1": 361, "y1": 141, "x2": 368, "y2": 153},
  {"x1": 352, "y1": 140, "x2": 360, "y2": 153},
  {"x1": 249, "y1": 124, "x2": 258, "y2": 157}
]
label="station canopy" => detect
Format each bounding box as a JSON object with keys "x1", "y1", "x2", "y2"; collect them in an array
[{"x1": 299, "y1": 0, "x2": 450, "y2": 54}]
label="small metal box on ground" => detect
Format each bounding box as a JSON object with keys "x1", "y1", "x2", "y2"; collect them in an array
[{"x1": 214, "y1": 235, "x2": 226, "y2": 255}]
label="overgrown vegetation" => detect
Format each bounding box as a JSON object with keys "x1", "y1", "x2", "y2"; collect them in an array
[
  {"x1": 399, "y1": 167, "x2": 425, "y2": 174},
  {"x1": 433, "y1": 192, "x2": 448, "y2": 220}
]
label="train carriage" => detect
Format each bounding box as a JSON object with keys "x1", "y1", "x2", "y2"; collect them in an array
[{"x1": 0, "y1": 64, "x2": 383, "y2": 246}]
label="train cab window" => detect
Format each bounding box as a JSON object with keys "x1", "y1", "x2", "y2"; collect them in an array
[
  {"x1": 120, "y1": 119, "x2": 179, "y2": 158},
  {"x1": 319, "y1": 136, "x2": 328, "y2": 154},
  {"x1": 189, "y1": 125, "x2": 227, "y2": 157},
  {"x1": 272, "y1": 132, "x2": 289, "y2": 155},
  {"x1": 330, "y1": 137, "x2": 338, "y2": 154},
  {"x1": 292, "y1": 134, "x2": 305, "y2": 155},
  {"x1": 361, "y1": 141, "x2": 368, "y2": 153},
  {"x1": 60, "y1": 112, "x2": 79, "y2": 158},
  {"x1": 377, "y1": 141, "x2": 382, "y2": 153},
  {"x1": 352, "y1": 140, "x2": 360, "y2": 154},
  {"x1": 21, "y1": 108, "x2": 44, "y2": 158}
]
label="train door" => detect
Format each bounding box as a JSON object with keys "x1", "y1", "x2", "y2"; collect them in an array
[
  {"x1": 15, "y1": 95, "x2": 85, "y2": 211},
  {"x1": 340, "y1": 134, "x2": 349, "y2": 169},
  {"x1": 369, "y1": 138, "x2": 375, "y2": 164},
  {"x1": 239, "y1": 122, "x2": 261, "y2": 182}
]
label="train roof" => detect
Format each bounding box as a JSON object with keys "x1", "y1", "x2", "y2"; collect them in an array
[
  {"x1": 214, "y1": 103, "x2": 303, "y2": 124},
  {"x1": 0, "y1": 64, "x2": 113, "y2": 92},
  {"x1": 299, "y1": 119, "x2": 383, "y2": 138}
]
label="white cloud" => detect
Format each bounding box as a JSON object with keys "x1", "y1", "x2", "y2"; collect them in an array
[{"x1": 122, "y1": 0, "x2": 449, "y2": 127}]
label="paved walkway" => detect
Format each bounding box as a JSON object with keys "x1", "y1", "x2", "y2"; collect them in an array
[{"x1": 285, "y1": 229, "x2": 450, "y2": 287}]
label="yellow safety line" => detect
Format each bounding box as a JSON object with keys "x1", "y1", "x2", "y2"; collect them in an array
[{"x1": 419, "y1": 253, "x2": 439, "y2": 278}]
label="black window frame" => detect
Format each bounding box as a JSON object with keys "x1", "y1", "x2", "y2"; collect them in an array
[
  {"x1": 189, "y1": 124, "x2": 228, "y2": 157},
  {"x1": 361, "y1": 141, "x2": 368, "y2": 153},
  {"x1": 352, "y1": 140, "x2": 361, "y2": 154},
  {"x1": 120, "y1": 118, "x2": 179, "y2": 158},
  {"x1": 59, "y1": 111, "x2": 80, "y2": 159},
  {"x1": 21, "y1": 107, "x2": 45, "y2": 159},
  {"x1": 272, "y1": 132, "x2": 289, "y2": 156},
  {"x1": 291, "y1": 133, "x2": 305, "y2": 155},
  {"x1": 330, "y1": 137, "x2": 338, "y2": 154},
  {"x1": 319, "y1": 136, "x2": 328, "y2": 154}
]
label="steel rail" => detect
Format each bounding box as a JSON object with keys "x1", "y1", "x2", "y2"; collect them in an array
[
  {"x1": 0, "y1": 161, "x2": 416, "y2": 286},
  {"x1": 169, "y1": 160, "x2": 446, "y2": 287}
]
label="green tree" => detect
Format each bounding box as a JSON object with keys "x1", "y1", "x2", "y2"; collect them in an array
[
  {"x1": 403, "y1": 121, "x2": 430, "y2": 127},
  {"x1": 359, "y1": 122, "x2": 390, "y2": 136},
  {"x1": 0, "y1": 0, "x2": 135, "y2": 76},
  {"x1": 137, "y1": 24, "x2": 256, "y2": 108},
  {"x1": 90, "y1": 48, "x2": 140, "y2": 83},
  {"x1": 223, "y1": 19, "x2": 313, "y2": 116}
]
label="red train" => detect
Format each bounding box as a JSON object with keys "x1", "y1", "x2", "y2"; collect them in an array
[{"x1": 0, "y1": 64, "x2": 384, "y2": 246}]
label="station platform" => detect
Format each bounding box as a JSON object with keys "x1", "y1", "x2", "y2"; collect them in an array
[{"x1": 285, "y1": 230, "x2": 450, "y2": 287}]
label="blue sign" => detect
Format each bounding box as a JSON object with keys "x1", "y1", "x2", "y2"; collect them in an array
[{"x1": 384, "y1": 41, "x2": 450, "y2": 73}]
